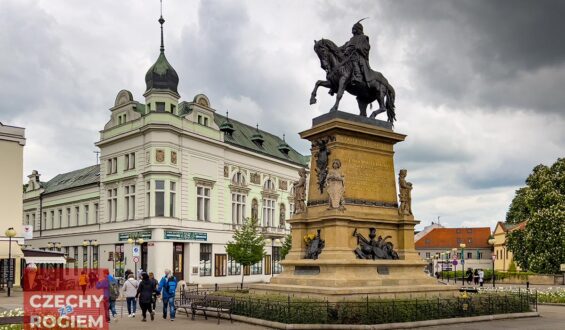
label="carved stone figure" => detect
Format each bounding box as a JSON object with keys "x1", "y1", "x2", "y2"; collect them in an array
[
  {"x1": 156, "y1": 149, "x2": 165, "y2": 162},
  {"x1": 171, "y1": 151, "x2": 177, "y2": 164},
  {"x1": 279, "y1": 180, "x2": 288, "y2": 191},
  {"x1": 223, "y1": 165, "x2": 229, "y2": 178},
  {"x1": 293, "y1": 168, "x2": 307, "y2": 214},
  {"x1": 313, "y1": 137, "x2": 333, "y2": 193},
  {"x1": 305, "y1": 229, "x2": 325, "y2": 260},
  {"x1": 398, "y1": 169, "x2": 413, "y2": 216},
  {"x1": 326, "y1": 159, "x2": 345, "y2": 210},
  {"x1": 251, "y1": 199, "x2": 259, "y2": 220},
  {"x1": 279, "y1": 204, "x2": 286, "y2": 228},
  {"x1": 250, "y1": 172, "x2": 261, "y2": 184},
  {"x1": 353, "y1": 228, "x2": 399, "y2": 260},
  {"x1": 310, "y1": 21, "x2": 396, "y2": 124}
]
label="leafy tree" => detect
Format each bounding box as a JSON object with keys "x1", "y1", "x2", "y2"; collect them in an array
[
  {"x1": 506, "y1": 158, "x2": 565, "y2": 274},
  {"x1": 281, "y1": 234, "x2": 292, "y2": 260},
  {"x1": 226, "y1": 217, "x2": 265, "y2": 287}
]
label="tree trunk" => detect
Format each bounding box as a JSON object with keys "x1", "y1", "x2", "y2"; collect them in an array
[{"x1": 241, "y1": 270, "x2": 245, "y2": 290}]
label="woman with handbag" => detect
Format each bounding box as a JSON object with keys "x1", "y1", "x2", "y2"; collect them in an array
[
  {"x1": 136, "y1": 273, "x2": 155, "y2": 322},
  {"x1": 122, "y1": 274, "x2": 139, "y2": 317}
]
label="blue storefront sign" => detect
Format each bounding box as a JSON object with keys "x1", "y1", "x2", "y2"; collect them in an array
[{"x1": 164, "y1": 230, "x2": 207, "y2": 241}]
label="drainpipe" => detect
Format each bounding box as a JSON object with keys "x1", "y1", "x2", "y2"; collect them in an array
[{"x1": 39, "y1": 193, "x2": 43, "y2": 237}]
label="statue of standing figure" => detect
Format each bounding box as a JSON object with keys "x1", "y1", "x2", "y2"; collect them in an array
[
  {"x1": 326, "y1": 159, "x2": 345, "y2": 210},
  {"x1": 398, "y1": 169, "x2": 413, "y2": 216},
  {"x1": 293, "y1": 168, "x2": 307, "y2": 214}
]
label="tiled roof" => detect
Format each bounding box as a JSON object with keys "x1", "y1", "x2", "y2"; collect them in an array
[
  {"x1": 214, "y1": 113, "x2": 309, "y2": 167},
  {"x1": 43, "y1": 165, "x2": 100, "y2": 194},
  {"x1": 496, "y1": 221, "x2": 527, "y2": 233},
  {"x1": 415, "y1": 227, "x2": 492, "y2": 249}
]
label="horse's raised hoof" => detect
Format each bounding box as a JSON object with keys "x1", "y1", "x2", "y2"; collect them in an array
[{"x1": 309, "y1": 97, "x2": 317, "y2": 105}]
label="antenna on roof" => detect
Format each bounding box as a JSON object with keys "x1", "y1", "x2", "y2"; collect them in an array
[{"x1": 93, "y1": 151, "x2": 100, "y2": 165}]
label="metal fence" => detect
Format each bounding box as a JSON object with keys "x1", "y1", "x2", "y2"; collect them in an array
[{"x1": 179, "y1": 286, "x2": 537, "y2": 325}]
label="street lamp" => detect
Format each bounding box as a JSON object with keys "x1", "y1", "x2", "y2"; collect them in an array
[
  {"x1": 5, "y1": 227, "x2": 16, "y2": 297},
  {"x1": 460, "y1": 243, "x2": 466, "y2": 285},
  {"x1": 128, "y1": 237, "x2": 144, "y2": 278},
  {"x1": 452, "y1": 247, "x2": 458, "y2": 284},
  {"x1": 47, "y1": 242, "x2": 62, "y2": 251},
  {"x1": 488, "y1": 238, "x2": 496, "y2": 287},
  {"x1": 445, "y1": 250, "x2": 450, "y2": 282},
  {"x1": 82, "y1": 240, "x2": 99, "y2": 270}
]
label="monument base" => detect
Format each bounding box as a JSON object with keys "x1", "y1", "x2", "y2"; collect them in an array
[{"x1": 251, "y1": 259, "x2": 456, "y2": 301}]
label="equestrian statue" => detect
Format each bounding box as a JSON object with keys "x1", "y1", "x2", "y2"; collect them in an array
[{"x1": 310, "y1": 19, "x2": 396, "y2": 124}]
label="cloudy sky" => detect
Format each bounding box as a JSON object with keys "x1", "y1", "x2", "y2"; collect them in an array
[{"x1": 1, "y1": 0, "x2": 563, "y2": 230}]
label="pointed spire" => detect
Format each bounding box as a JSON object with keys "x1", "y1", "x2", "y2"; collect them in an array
[
  {"x1": 278, "y1": 133, "x2": 291, "y2": 155},
  {"x1": 251, "y1": 123, "x2": 264, "y2": 147},
  {"x1": 159, "y1": 0, "x2": 165, "y2": 53}
]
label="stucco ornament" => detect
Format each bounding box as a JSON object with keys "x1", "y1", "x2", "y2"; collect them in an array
[
  {"x1": 156, "y1": 149, "x2": 165, "y2": 163},
  {"x1": 326, "y1": 159, "x2": 345, "y2": 210}
]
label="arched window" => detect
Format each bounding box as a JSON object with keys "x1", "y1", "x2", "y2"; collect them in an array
[
  {"x1": 263, "y1": 179, "x2": 275, "y2": 191},
  {"x1": 232, "y1": 172, "x2": 246, "y2": 185}
]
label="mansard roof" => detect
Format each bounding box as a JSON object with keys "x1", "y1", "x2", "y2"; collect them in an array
[
  {"x1": 214, "y1": 113, "x2": 308, "y2": 167},
  {"x1": 43, "y1": 164, "x2": 100, "y2": 194}
]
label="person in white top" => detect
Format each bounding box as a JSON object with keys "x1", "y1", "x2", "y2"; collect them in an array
[
  {"x1": 122, "y1": 274, "x2": 139, "y2": 317},
  {"x1": 478, "y1": 269, "x2": 485, "y2": 287}
]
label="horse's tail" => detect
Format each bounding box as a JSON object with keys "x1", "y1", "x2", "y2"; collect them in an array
[{"x1": 385, "y1": 85, "x2": 396, "y2": 125}]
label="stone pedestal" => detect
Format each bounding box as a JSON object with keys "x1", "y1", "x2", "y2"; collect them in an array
[{"x1": 251, "y1": 111, "x2": 455, "y2": 300}]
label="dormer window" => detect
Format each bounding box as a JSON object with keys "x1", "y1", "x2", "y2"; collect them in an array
[
  {"x1": 156, "y1": 102, "x2": 166, "y2": 112},
  {"x1": 197, "y1": 114, "x2": 209, "y2": 127}
]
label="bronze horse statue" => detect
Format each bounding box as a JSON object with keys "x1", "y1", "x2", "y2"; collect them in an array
[{"x1": 310, "y1": 39, "x2": 396, "y2": 124}]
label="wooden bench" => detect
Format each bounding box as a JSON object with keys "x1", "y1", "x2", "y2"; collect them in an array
[
  {"x1": 190, "y1": 295, "x2": 234, "y2": 324},
  {"x1": 177, "y1": 293, "x2": 206, "y2": 318}
]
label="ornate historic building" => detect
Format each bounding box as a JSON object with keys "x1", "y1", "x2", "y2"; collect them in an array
[{"x1": 22, "y1": 15, "x2": 307, "y2": 284}]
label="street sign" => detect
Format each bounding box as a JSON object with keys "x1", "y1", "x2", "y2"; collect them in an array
[
  {"x1": 132, "y1": 245, "x2": 140, "y2": 257},
  {"x1": 452, "y1": 260, "x2": 458, "y2": 266},
  {"x1": 133, "y1": 256, "x2": 140, "y2": 264}
]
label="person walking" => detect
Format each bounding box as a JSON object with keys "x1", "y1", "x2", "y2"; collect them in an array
[
  {"x1": 157, "y1": 269, "x2": 177, "y2": 321},
  {"x1": 79, "y1": 270, "x2": 88, "y2": 296},
  {"x1": 136, "y1": 273, "x2": 155, "y2": 322},
  {"x1": 96, "y1": 270, "x2": 120, "y2": 323},
  {"x1": 478, "y1": 269, "x2": 485, "y2": 287},
  {"x1": 473, "y1": 269, "x2": 479, "y2": 285},
  {"x1": 124, "y1": 269, "x2": 133, "y2": 281},
  {"x1": 122, "y1": 274, "x2": 139, "y2": 317},
  {"x1": 148, "y1": 272, "x2": 158, "y2": 311},
  {"x1": 88, "y1": 270, "x2": 98, "y2": 289}
]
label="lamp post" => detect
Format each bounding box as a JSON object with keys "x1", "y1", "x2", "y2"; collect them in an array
[
  {"x1": 440, "y1": 253, "x2": 445, "y2": 280},
  {"x1": 452, "y1": 247, "x2": 458, "y2": 284},
  {"x1": 128, "y1": 237, "x2": 144, "y2": 278},
  {"x1": 445, "y1": 250, "x2": 450, "y2": 282},
  {"x1": 47, "y1": 242, "x2": 62, "y2": 251},
  {"x1": 460, "y1": 243, "x2": 466, "y2": 285},
  {"x1": 488, "y1": 238, "x2": 495, "y2": 287},
  {"x1": 5, "y1": 227, "x2": 16, "y2": 297},
  {"x1": 82, "y1": 240, "x2": 99, "y2": 270}
]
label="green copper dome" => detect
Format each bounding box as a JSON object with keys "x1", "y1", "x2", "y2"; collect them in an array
[{"x1": 145, "y1": 51, "x2": 179, "y2": 94}]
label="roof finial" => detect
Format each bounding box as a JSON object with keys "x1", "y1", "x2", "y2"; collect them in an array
[
  {"x1": 159, "y1": 0, "x2": 165, "y2": 53},
  {"x1": 256, "y1": 123, "x2": 259, "y2": 131},
  {"x1": 283, "y1": 134, "x2": 286, "y2": 142},
  {"x1": 226, "y1": 111, "x2": 229, "y2": 120}
]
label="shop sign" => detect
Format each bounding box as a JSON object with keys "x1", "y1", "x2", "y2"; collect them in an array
[
  {"x1": 118, "y1": 231, "x2": 152, "y2": 241},
  {"x1": 164, "y1": 230, "x2": 207, "y2": 241}
]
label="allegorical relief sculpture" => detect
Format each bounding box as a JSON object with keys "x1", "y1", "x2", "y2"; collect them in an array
[
  {"x1": 398, "y1": 169, "x2": 413, "y2": 216},
  {"x1": 326, "y1": 159, "x2": 345, "y2": 210},
  {"x1": 304, "y1": 229, "x2": 325, "y2": 260},
  {"x1": 251, "y1": 198, "x2": 258, "y2": 220},
  {"x1": 292, "y1": 168, "x2": 307, "y2": 214},
  {"x1": 310, "y1": 20, "x2": 396, "y2": 124},
  {"x1": 313, "y1": 136, "x2": 333, "y2": 193},
  {"x1": 353, "y1": 228, "x2": 399, "y2": 260}
]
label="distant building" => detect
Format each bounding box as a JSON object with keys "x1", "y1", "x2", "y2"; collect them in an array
[
  {"x1": 492, "y1": 221, "x2": 525, "y2": 272},
  {"x1": 22, "y1": 14, "x2": 308, "y2": 285},
  {"x1": 415, "y1": 227, "x2": 493, "y2": 273},
  {"x1": 0, "y1": 122, "x2": 26, "y2": 289}
]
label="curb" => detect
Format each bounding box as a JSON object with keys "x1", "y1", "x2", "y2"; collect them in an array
[
  {"x1": 538, "y1": 303, "x2": 565, "y2": 306},
  {"x1": 224, "y1": 312, "x2": 540, "y2": 329}
]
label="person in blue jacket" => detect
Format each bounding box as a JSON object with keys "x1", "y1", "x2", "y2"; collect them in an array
[{"x1": 157, "y1": 269, "x2": 177, "y2": 321}]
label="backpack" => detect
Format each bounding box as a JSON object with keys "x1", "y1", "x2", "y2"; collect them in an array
[{"x1": 109, "y1": 279, "x2": 120, "y2": 300}]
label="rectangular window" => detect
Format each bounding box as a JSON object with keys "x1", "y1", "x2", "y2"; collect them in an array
[
  {"x1": 156, "y1": 102, "x2": 165, "y2": 112},
  {"x1": 58, "y1": 209, "x2": 62, "y2": 228},
  {"x1": 204, "y1": 117, "x2": 209, "y2": 126},
  {"x1": 73, "y1": 246, "x2": 79, "y2": 269},
  {"x1": 114, "y1": 244, "x2": 125, "y2": 278},
  {"x1": 107, "y1": 189, "x2": 117, "y2": 222},
  {"x1": 107, "y1": 159, "x2": 112, "y2": 174},
  {"x1": 251, "y1": 260, "x2": 262, "y2": 275},
  {"x1": 43, "y1": 212, "x2": 47, "y2": 229},
  {"x1": 214, "y1": 254, "x2": 227, "y2": 277},
  {"x1": 289, "y1": 203, "x2": 295, "y2": 218},
  {"x1": 124, "y1": 154, "x2": 129, "y2": 169},
  {"x1": 129, "y1": 153, "x2": 135, "y2": 169},
  {"x1": 50, "y1": 211, "x2": 54, "y2": 229},
  {"x1": 75, "y1": 206, "x2": 80, "y2": 225},
  {"x1": 228, "y1": 256, "x2": 241, "y2": 275},
  {"x1": 82, "y1": 246, "x2": 88, "y2": 268},
  {"x1": 197, "y1": 115, "x2": 202, "y2": 125},
  {"x1": 273, "y1": 246, "x2": 282, "y2": 274},
  {"x1": 262, "y1": 199, "x2": 275, "y2": 227},
  {"x1": 124, "y1": 185, "x2": 135, "y2": 220},
  {"x1": 425, "y1": 252, "x2": 431, "y2": 258},
  {"x1": 66, "y1": 208, "x2": 71, "y2": 227},
  {"x1": 199, "y1": 244, "x2": 212, "y2": 276},
  {"x1": 32, "y1": 214, "x2": 36, "y2": 228},
  {"x1": 467, "y1": 252, "x2": 472, "y2": 259},
  {"x1": 155, "y1": 180, "x2": 165, "y2": 217},
  {"x1": 146, "y1": 181, "x2": 151, "y2": 217},
  {"x1": 170, "y1": 104, "x2": 176, "y2": 113},
  {"x1": 197, "y1": 186, "x2": 211, "y2": 221},
  {"x1": 26, "y1": 214, "x2": 29, "y2": 225},
  {"x1": 231, "y1": 193, "x2": 246, "y2": 225},
  {"x1": 94, "y1": 204, "x2": 99, "y2": 223},
  {"x1": 84, "y1": 205, "x2": 89, "y2": 224},
  {"x1": 93, "y1": 246, "x2": 99, "y2": 268},
  {"x1": 170, "y1": 182, "x2": 176, "y2": 217}
]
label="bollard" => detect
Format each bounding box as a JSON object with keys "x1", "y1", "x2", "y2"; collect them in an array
[{"x1": 526, "y1": 281, "x2": 529, "y2": 290}]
